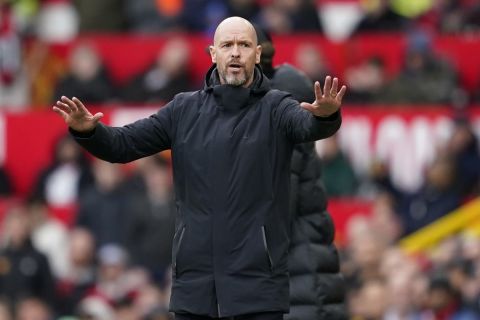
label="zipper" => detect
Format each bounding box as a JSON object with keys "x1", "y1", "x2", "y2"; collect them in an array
[
  {"x1": 261, "y1": 226, "x2": 273, "y2": 271},
  {"x1": 217, "y1": 303, "x2": 221, "y2": 318},
  {"x1": 173, "y1": 226, "x2": 186, "y2": 274}
]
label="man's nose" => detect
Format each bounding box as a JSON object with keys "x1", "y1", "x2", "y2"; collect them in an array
[{"x1": 231, "y1": 44, "x2": 240, "y2": 58}]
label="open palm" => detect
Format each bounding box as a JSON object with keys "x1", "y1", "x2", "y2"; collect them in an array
[
  {"x1": 301, "y1": 76, "x2": 347, "y2": 117},
  {"x1": 53, "y1": 96, "x2": 104, "y2": 132}
]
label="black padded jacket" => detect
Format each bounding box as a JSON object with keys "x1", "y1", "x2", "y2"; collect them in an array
[{"x1": 270, "y1": 64, "x2": 347, "y2": 320}]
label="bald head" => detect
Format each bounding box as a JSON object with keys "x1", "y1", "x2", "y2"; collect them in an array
[
  {"x1": 213, "y1": 17, "x2": 258, "y2": 47},
  {"x1": 210, "y1": 17, "x2": 262, "y2": 87}
]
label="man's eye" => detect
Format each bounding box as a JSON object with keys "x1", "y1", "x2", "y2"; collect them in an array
[
  {"x1": 223, "y1": 43, "x2": 232, "y2": 48},
  {"x1": 241, "y1": 43, "x2": 250, "y2": 48}
]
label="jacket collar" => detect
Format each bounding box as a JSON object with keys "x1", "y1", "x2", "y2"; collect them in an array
[{"x1": 204, "y1": 64, "x2": 270, "y2": 111}]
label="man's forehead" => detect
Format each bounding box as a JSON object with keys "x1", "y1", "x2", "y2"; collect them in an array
[
  {"x1": 217, "y1": 33, "x2": 254, "y2": 43},
  {"x1": 213, "y1": 17, "x2": 257, "y2": 45}
]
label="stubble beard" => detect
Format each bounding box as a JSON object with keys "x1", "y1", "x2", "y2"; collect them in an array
[{"x1": 219, "y1": 67, "x2": 252, "y2": 87}]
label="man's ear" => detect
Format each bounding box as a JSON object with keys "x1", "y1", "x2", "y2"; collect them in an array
[
  {"x1": 255, "y1": 45, "x2": 262, "y2": 64},
  {"x1": 209, "y1": 45, "x2": 216, "y2": 63}
]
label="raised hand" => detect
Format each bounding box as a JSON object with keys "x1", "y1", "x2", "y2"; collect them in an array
[
  {"x1": 52, "y1": 96, "x2": 104, "y2": 133},
  {"x1": 300, "y1": 76, "x2": 347, "y2": 117}
]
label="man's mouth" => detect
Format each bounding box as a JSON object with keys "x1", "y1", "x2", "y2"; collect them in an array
[{"x1": 228, "y1": 63, "x2": 243, "y2": 72}]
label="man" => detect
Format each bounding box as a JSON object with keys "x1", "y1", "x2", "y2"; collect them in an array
[
  {"x1": 53, "y1": 17, "x2": 346, "y2": 320},
  {"x1": 255, "y1": 27, "x2": 347, "y2": 320}
]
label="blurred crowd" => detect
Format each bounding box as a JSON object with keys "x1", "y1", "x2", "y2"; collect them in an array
[
  {"x1": 1, "y1": 0, "x2": 480, "y2": 109},
  {"x1": 1, "y1": 141, "x2": 176, "y2": 319},
  {"x1": 0, "y1": 115, "x2": 479, "y2": 319},
  {"x1": 1, "y1": 0, "x2": 480, "y2": 319}
]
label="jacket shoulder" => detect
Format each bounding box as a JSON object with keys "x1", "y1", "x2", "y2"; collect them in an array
[{"x1": 172, "y1": 90, "x2": 204, "y2": 106}]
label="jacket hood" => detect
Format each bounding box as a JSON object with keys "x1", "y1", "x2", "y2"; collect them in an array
[{"x1": 204, "y1": 64, "x2": 271, "y2": 111}]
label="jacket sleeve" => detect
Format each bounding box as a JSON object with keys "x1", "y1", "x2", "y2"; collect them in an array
[
  {"x1": 70, "y1": 100, "x2": 175, "y2": 163},
  {"x1": 273, "y1": 96, "x2": 341, "y2": 144}
]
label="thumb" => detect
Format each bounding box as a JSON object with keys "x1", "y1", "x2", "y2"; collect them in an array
[
  {"x1": 92, "y1": 112, "x2": 104, "y2": 123},
  {"x1": 300, "y1": 102, "x2": 315, "y2": 113}
]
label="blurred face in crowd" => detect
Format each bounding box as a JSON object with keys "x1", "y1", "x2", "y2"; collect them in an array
[
  {"x1": 295, "y1": 43, "x2": 326, "y2": 80},
  {"x1": 3, "y1": 206, "x2": 30, "y2": 248},
  {"x1": 56, "y1": 136, "x2": 81, "y2": 164},
  {"x1": 69, "y1": 228, "x2": 95, "y2": 267},
  {"x1": 70, "y1": 43, "x2": 101, "y2": 82},
  {"x1": 15, "y1": 298, "x2": 51, "y2": 320},
  {"x1": 0, "y1": 301, "x2": 12, "y2": 320},
  {"x1": 426, "y1": 157, "x2": 455, "y2": 190},
  {"x1": 93, "y1": 160, "x2": 123, "y2": 192},
  {"x1": 209, "y1": 17, "x2": 261, "y2": 87},
  {"x1": 355, "y1": 280, "x2": 387, "y2": 319},
  {"x1": 158, "y1": 39, "x2": 190, "y2": 77},
  {"x1": 387, "y1": 273, "x2": 416, "y2": 315},
  {"x1": 427, "y1": 286, "x2": 454, "y2": 312}
]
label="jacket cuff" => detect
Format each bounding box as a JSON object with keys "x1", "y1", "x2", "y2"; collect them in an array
[
  {"x1": 69, "y1": 126, "x2": 97, "y2": 139},
  {"x1": 314, "y1": 110, "x2": 341, "y2": 121}
]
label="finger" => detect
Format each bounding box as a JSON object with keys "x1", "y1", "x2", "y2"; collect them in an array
[
  {"x1": 323, "y1": 76, "x2": 332, "y2": 97},
  {"x1": 55, "y1": 101, "x2": 72, "y2": 113},
  {"x1": 92, "y1": 112, "x2": 104, "y2": 122},
  {"x1": 331, "y1": 77, "x2": 339, "y2": 95},
  {"x1": 52, "y1": 106, "x2": 69, "y2": 121},
  {"x1": 336, "y1": 85, "x2": 347, "y2": 101},
  {"x1": 314, "y1": 81, "x2": 322, "y2": 101},
  {"x1": 73, "y1": 97, "x2": 89, "y2": 114},
  {"x1": 61, "y1": 96, "x2": 78, "y2": 112}
]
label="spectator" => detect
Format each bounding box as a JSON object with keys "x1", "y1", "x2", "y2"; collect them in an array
[
  {"x1": 31, "y1": 134, "x2": 93, "y2": 207},
  {"x1": 320, "y1": 135, "x2": 358, "y2": 197},
  {"x1": 422, "y1": 276, "x2": 478, "y2": 320},
  {"x1": 397, "y1": 156, "x2": 461, "y2": 235},
  {"x1": 344, "y1": 56, "x2": 386, "y2": 104},
  {"x1": 26, "y1": 196, "x2": 69, "y2": 280},
  {"x1": 125, "y1": 155, "x2": 175, "y2": 280},
  {"x1": 124, "y1": 0, "x2": 182, "y2": 33},
  {"x1": 384, "y1": 272, "x2": 422, "y2": 320},
  {"x1": 226, "y1": 0, "x2": 261, "y2": 22},
  {"x1": 369, "y1": 192, "x2": 403, "y2": 245},
  {"x1": 134, "y1": 284, "x2": 171, "y2": 319},
  {"x1": 416, "y1": 0, "x2": 465, "y2": 33},
  {"x1": 76, "y1": 296, "x2": 115, "y2": 320},
  {"x1": 73, "y1": 0, "x2": 125, "y2": 32},
  {"x1": 88, "y1": 244, "x2": 134, "y2": 306},
  {"x1": 344, "y1": 218, "x2": 387, "y2": 286},
  {"x1": 378, "y1": 31, "x2": 459, "y2": 104},
  {"x1": 15, "y1": 297, "x2": 52, "y2": 320},
  {"x1": 0, "y1": 203, "x2": 55, "y2": 308},
  {"x1": 351, "y1": 279, "x2": 388, "y2": 320},
  {"x1": 122, "y1": 38, "x2": 191, "y2": 104},
  {"x1": 55, "y1": 228, "x2": 97, "y2": 317},
  {"x1": 258, "y1": 4, "x2": 293, "y2": 34},
  {"x1": 272, "y1": 0, "x2": 323, "y2": 32},
  {"x1": 353, "y1": 0, "x2": 408, "y2": 34},
  {"x1": 0, "y1": 299, "x2": 12, "y2": 320},
  {"x1": 294, "y1": 43, "x2": 330, "y2": 83},
  {"x1": 463, "y1": 0, "x2": 480, "y2": 32},
  {"x1": 445, "y1": 117, "x2": 480, "y2": 199},
  {"x1": 53, "y1": 42, "x2": 115, "y2": 104},
  {"x1": 76, "y1": 159, "x2": 130, "y2": 247},
  {"x1": 0, "y1": 2, "x2": 29, "y2": 110}
]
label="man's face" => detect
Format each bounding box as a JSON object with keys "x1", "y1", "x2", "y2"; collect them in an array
[{"x1": 210, "y1": 19, "x2": 262, "y2": 87}]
